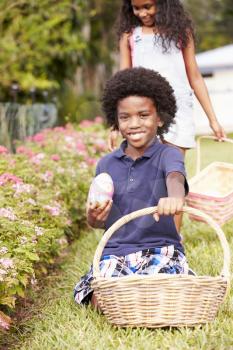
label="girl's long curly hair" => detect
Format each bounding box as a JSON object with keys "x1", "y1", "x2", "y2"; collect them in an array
[{"x1": 117, "y1": 0, "x2": 195, "y2": 51}]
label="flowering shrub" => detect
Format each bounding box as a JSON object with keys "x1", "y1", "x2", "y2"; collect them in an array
[{"x1": 0, "y1": 118, "x2": 108, "y2": 328}]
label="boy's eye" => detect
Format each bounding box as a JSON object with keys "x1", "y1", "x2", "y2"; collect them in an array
[
  {"x1": 140, "y1": 114, "x2": 149, "y2": 118},
  {"x1": 119, "y1": 115, "x2": 129, "y2": 121}
]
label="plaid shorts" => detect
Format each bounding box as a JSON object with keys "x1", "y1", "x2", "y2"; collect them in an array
[{"x1": 74, "y1": 245, "x2": 194, "y2": 305}]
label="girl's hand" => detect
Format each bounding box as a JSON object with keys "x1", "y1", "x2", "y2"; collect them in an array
[
  {"x1": 87, "y1": 199, "x2": 113, "y2": 228},
  {"x1": 153, "y1": 197, "x2": 184, "y2": 222},
  {"x1": 209, "y1": 120, "x2": 226, "y2": 141},
  {"x1": 108, "y1": 129, "x2": 119, "y2": 151}
]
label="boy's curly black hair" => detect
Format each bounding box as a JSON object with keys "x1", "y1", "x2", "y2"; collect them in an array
[
  {"x1": 102, "y1": 67, "x2": 177, "y2": 137},
  {"x1": 117, "y1": 0, "x2": 195, "y2": 51}
]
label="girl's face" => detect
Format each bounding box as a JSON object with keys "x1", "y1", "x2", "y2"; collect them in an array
[{"x1": 131, "y1": 0, "x2": 156, "y2": 27}]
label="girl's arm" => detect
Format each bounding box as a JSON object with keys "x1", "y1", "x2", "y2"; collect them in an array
[
  {"x1": 108, "y1": 129, "x2": 119, "y2": 151},
  {"x1": 119, "y1": 32, "x2": 132, "y2": 69},
  {"x1": 182, "y1": 37, "x2": 226, "y2": 140}
]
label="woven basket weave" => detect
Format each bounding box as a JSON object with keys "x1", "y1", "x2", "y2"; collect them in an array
[
  {"x1": 186, "y1": 136, "x2": 233, "y2": 225},
  {"x1": 91, "y1": 206, "x2": 230, "y2": 328}
]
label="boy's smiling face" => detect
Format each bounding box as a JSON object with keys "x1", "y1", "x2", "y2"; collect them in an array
[{"x1": 117, "y1": 95, "x2": 162, "y2": 157}]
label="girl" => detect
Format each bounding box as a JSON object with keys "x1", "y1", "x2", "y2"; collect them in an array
[{"x1": 109, "y1": 0, "x2": 226, "y2": 155}]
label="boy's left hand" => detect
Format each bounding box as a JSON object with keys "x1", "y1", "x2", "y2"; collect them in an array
[{"x1": 153, "y1": 197, "x2": 184, "y2": 222}]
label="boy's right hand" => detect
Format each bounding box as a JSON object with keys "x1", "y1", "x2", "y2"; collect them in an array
[
  {"x1": 86, "y1": 199, "x2": 113, "y2": 228},
  {"x1": 108, "y1": 129, "x2": 119, "y2": 151}
]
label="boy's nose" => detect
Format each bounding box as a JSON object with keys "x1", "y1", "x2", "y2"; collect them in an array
[{"x1": 129, "y1": 116, "x2": 141, "y2": 128}]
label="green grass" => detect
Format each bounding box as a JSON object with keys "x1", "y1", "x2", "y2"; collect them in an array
[{"x1": 1, "y1": 137, "x2": 233, "y2": 350}]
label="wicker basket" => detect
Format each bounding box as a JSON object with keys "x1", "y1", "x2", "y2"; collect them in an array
[
  {"x1": 91, "y1": 206, "x2": 230, "y2": 328},
  {"x1": 186, "y1": 136, "x2": 233, "y2": 225}
]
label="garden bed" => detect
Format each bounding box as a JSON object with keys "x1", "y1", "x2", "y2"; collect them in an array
[{"x1": 0, "y1": 118, "x2": 107, "y2": 329}]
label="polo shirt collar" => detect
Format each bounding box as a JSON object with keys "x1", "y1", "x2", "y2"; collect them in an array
[{"x1": 114, "y1": 137, "x2": 161, "y2": 159}]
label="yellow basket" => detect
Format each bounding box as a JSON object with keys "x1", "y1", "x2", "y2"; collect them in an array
[
  {"x1": 186, "y1": 136, "x2": 233, "y2": 225},
  {"x1": 91, "y1": 206, "x2": 230, "y2": 328}
]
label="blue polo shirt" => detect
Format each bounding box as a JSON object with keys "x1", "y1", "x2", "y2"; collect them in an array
[{"x1": 96, "y1": 138, "x2": 188, "y2": 256}]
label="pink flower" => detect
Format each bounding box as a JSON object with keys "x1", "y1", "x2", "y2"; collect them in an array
[
  {"x1": 0, "y1": 247, "x2": 8, "y2": 255},
  {"x1": 65, "y1": 123, "x2": 74, "y2": 131},
  {"x1": 27, "y1": 198, "x2": 36, "y2": 206},
  {"x1": 54, "y1": 126, "x2": 66, "y2": 132},
  {"x1": 16, "y1": 146, "x2": 34, "y2": 158},
  {"x1": 31, "y1": 133, "x2": 44, "y2": 143},
  {"x1": 0, "y1": 208, "x2": 17, "y2": 221},
  {"x1": 0, "y1": 269, "x2": 7, "y2": 278},
  {"x1": 64, "y1": 136, "x2": 74, "y2": 144},
  {"x1": 41, "y1": 171, "x2": 53, "y2": 182},
  {"x1": 0, "y1": 258, "x2": 14, "y2": 269},
  {"x1": 31, "y1": 153, "x2": 45, "y2": 165},
  {"x1": 0, "y1": 145, "x2": 8, "y2": 154},
  {"x1": 0, "y1": 173, "x2": 23, "y2": 186},
  {"x1": 95, "y1": 138, "x2": 107, "y2": 152},
  {"x1": 94, "y1": 116, "x2": 104, "y2": 124},
  {"x1": 35, "y1": 226, "x2": 44, "y2": 236},
  {"x1": 76, "y1": 141, "x2": 86, "y2": 152},
  {"x1": 13, "y1": 183, "x2": 33, "y2": 195},
  {"x1": 51, "y1": 154, "x2": 60, "y2": 161},
  {"x1": 79, "y1": 120, "x2": 93, "y2": 128},
  {"x1": 44, "y1": 205, "x2": 61, "y2": 216},
  {"x1": 85, "y1": 157, "x2": 97, "y2": 166}
]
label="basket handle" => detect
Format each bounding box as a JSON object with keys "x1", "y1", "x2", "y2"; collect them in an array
[
  {"x1": 93, "y1": 206, "x2": 230, "y2": 280},
  {"x1": 196, "y1": 136, "x2": 233, "y2": 175}
]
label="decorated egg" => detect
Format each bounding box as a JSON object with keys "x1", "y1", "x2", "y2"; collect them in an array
[{"x1": 88, "y1": 172, "x2": 114, "y2": 205}]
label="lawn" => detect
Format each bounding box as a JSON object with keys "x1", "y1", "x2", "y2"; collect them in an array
[{"x1": 1, "y1": 136, "x2": 233, "y2": 350}]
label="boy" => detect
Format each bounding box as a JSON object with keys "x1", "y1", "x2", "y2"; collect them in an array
[{"x1": 74, "y1": 67, "x2": 191, "y2": 308}]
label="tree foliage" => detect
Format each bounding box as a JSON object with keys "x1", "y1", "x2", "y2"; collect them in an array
[
  {"x1": 0, "y1": 0, "x2": 87, "y2": 96},
  {"x1": 85, "y1": 0, "x2": 119, "y2": 66},
  {"x1": 185, "y1": 0, "x2": 233, "y2": 51},
  {"x1": 0, "y1": 0, "x2": 232, "y2": 105}
]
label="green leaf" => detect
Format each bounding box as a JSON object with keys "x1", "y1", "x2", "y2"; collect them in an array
[{"x1": 0, "y1": 296, "x2": 16, "y2": 308}]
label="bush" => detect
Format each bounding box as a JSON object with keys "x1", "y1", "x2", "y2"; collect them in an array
[{"x1": 0, "y1": 118, "x2": 108, "y2": 326}]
